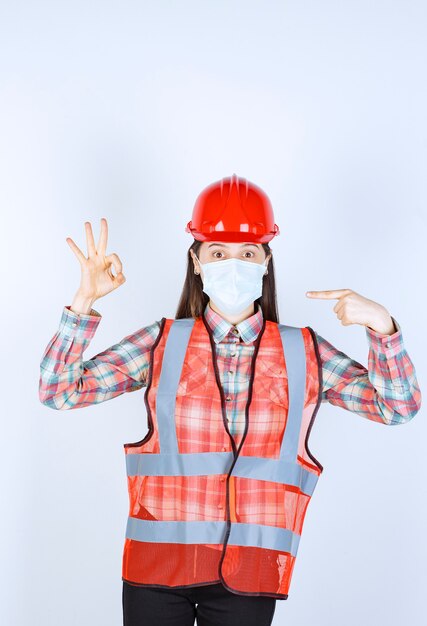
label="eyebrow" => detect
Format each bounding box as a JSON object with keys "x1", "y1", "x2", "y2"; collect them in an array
[{"x1": 207, "y1": 243, "x2": 260, "y2": 248}]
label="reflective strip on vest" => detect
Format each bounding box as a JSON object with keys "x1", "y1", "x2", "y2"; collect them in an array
[
  {"x1": 125, "y1": 453, "x2": 318, "y2": 496},
  {"x1": 126, "y1": 518, "x2": 300, "y2": 556}
]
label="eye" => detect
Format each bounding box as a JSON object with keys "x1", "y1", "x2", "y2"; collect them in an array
[{"x1": 211, "y1": 250, "x2": 256, "y2": 259}]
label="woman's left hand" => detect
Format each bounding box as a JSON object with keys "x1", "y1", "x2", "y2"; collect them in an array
[{"x1": 306, "y1": 288, "x2": 396, "y2": 335}]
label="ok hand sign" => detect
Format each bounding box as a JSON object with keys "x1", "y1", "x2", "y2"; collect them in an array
[{"x1": 66, "y1": 218, "x2": 126, "y2": 303}]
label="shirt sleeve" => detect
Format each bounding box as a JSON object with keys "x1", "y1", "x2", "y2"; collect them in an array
[
  {"x1": 39, "y1": 305, "x2": 162, "y2": 410},
  {"x1": 313, "y1": 316, "x2": 422, "y2": 425}
]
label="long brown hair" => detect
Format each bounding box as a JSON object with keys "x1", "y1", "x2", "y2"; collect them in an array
[{"x1": 175, "y1": 239, "x2": 280, "y2": 323}]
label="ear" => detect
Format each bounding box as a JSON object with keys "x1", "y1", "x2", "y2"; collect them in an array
[{"x1": 190, "y1": 250, "x2": 200, "y2": 273}]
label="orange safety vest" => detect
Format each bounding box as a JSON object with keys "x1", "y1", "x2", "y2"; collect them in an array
[{"x1": 122, "y1": 314, "x2": 323, "y2": 599}]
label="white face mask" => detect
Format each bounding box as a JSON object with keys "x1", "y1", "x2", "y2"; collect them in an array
[{"x1": 195, "y1": 253, "x2": 268, "y2": 316}]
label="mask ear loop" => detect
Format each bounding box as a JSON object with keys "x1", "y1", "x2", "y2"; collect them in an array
[
  {"x1": 264, "y1": 257, "x2": 269, "y2": 275},
  {"x1": 193, "y1": 253, "x2": 201, "y2": 275}
]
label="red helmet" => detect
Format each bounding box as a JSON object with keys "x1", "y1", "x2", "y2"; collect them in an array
[{"x1": 185, "y1": 173, "x2": 280, "y2": 243}]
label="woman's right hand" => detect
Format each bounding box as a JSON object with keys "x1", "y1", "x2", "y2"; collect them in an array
[{"x1": 66, "y1": 218, "x2": 126, "y2": 303}]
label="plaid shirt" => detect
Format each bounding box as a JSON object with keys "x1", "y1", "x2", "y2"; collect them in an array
[{"x1": 39, "y1": 302, "x2": 421, "y2": 429}]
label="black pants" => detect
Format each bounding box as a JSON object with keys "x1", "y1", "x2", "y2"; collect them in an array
[{"x1": 122, "y1": 581, "x2": 277, "y2": 626}]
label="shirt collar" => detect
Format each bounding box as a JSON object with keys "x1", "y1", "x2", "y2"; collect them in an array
[{"x1": 203, "y1": 301, "x2": 264, "y2": 344}]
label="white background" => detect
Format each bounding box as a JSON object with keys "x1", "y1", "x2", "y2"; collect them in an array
[{"x1": 0, "y1": 1, "x2": 426, "y2": 624}]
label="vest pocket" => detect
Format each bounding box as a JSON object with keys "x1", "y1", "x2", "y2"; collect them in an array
[
  {"x1": 135, "y1": 475, "x2": 158, "y2": 520},
  {"x1": 136, "y1": 475, "x2": 229, "y2": 521}
]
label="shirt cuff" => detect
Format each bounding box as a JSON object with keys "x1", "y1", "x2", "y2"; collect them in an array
[
  {"x1": 58, "y1": 305, "x2": 102, "y2": 338},
  {"x1": 365, "y1": 316, "x2": 403, "y2": 357}
]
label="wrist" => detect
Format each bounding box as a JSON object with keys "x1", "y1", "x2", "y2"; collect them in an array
[
  {"x1": 367, "y1": 315, "x2": 395, "y2": 336},
  {"x1": 70, "y1": 291, "x2": 97, "y2": 316}
]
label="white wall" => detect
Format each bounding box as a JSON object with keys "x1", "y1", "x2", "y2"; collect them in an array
[{"x1": 0, "y1": 1, "x2": 425, "y2": 624}]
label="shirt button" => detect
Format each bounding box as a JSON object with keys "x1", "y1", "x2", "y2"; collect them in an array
[
  {"x1": 72, "y1": 322, "x2": 77, "y2": 327},
  {"x1": 220, "y1": 476, "x2": 226, "y2": 482},
  {"x1": 386, "y1": 341, "x2": 391, "y2": 348},
  {"x1": 225, "y1": 396, "x2": 232, "y2": 401},
  {"x1": 232, "y1": 328, "x2": 239, "y2": 335},
  {"x1": 230, "y1": 352, "x2": 236, "y2": 357},
  {"x1": 222, "y1": 446, "x2": 227, "y2": 451},
  {"x1": 228, "y1": 370, "x2": 234, "y2": 375}
]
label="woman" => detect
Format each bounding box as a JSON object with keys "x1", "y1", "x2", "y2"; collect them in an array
[{"x1": 39, "y1": 174, "x2": 421, "y2": 626}]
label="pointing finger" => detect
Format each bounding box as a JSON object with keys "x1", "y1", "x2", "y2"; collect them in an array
[{"x1": 306, "y1": 289, "x2": 351, "y2": 299}]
